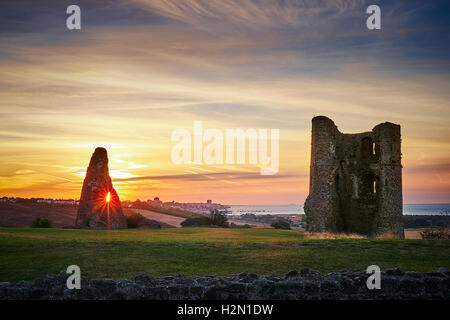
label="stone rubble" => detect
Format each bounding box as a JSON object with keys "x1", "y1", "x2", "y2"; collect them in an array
[{"x1": 1, "y1": 268, "x2": 448, "y2": 300}]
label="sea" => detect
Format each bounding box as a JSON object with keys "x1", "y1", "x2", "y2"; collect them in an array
[{"x1": 229, "y1": 204, "x2": 450, "y2": 216}]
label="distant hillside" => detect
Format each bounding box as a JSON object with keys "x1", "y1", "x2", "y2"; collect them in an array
[
  {"x1": 130, "y1": 202, "x2": 203, "y2": 219},
  {"x1": 0, "y1": 202, "x2": 77, "y2": 227},
  {"x1": 0, "y1": 202, "x2": 195, "y2": 228},
  {"x1": 124, "y1": 208, "x2": 183, "y2": 228}
]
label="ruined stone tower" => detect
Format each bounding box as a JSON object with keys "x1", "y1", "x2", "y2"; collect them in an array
[
  {"x1": 76, "y1": 147, "x2": 127, "y2": 229},
  {"x1": 304, "y1": 116, "x2": 404, "y2": 238}
]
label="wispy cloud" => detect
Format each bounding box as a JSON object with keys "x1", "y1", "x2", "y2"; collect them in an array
[
  {"x1": 129, "y1": 0, "x2": 366, "y2": 29},
  {"x1": 116, "y1": 171, "x2": 301, "y2": 182},
  {"x1": 42, "y1": 174, "x2": 73, "y2": 182}
]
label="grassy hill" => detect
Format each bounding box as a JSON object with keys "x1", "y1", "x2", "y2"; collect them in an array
[{"x1": 0, "y1": 227, "x2": 449, "y2": 282}]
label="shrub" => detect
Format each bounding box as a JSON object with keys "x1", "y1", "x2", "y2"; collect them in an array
[
  {"x1": 209, "y1": 210, "x2": 229, "y2": 227},
  {"x1": 181, "y1": 216, "x2": 212, "y2": 227},
  {"x1": 421, "y1": 228, "x2": 450, "y2": 240},
  {"x1": 181, "y1": 210, "x2": 229, "y2": 227},
  {"x1": 230, "y1": 223, "x2": 251, "y2": 228},
  {"x1": 270, "y1": 220, "x2": 291, "y2": 230},
  {"x1": 31, "y1": 217, "x2": 52, "y2": 228},
  {"x1": 126, "y1": 212, "x2": 146, "y2": 228}
]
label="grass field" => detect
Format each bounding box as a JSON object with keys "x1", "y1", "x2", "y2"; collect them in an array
[{"x1": 1, "y1": 227, "x2": 449, "y2": 282}]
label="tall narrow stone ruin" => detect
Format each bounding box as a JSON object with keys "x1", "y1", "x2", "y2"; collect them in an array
[
  {"x1": 304, "y1": 116, "x2": 404, "y2": 238},
  {"x1": 75, "y1": 147, "x2": 127, "y2": 229}
]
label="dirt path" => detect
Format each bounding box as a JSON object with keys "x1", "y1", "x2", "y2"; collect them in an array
[
  {"x1": 128, "y1": 208, "x2": 185, "y2": 228},
  {"x1": 227, "y1": 219, "x2": 271, "y2": 228}
]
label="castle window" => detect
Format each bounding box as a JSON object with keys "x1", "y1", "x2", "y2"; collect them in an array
[
  {"x1": 361, "y1": 137, "x2": 375, "y2": 158},
  {"x1": 360, "y1": 173, "x2": 377, "y2": 197}
]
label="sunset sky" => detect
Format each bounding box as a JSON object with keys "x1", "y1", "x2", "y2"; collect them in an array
[{"x1": 0, "y1": 0, "x2": 449, "y2": 204}]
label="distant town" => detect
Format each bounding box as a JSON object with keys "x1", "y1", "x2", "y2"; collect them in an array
[
  {"x1": 0, "y1": 196, "x2": 229, "y2": 216},
  {"x1": 124, "y1": 197, "x2": 230, "y2": 215}
]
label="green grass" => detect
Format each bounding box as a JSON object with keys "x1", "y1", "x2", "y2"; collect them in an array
[{"x1": 0, "y1": 228, "x2": 449, "y2": 282}]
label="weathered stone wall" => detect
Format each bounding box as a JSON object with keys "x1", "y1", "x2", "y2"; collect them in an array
[
  {"x1": 1, "y1": 268, "x2": 448, "y2": 300},
  {"x1": 305, "y1": 116, "x2": 404, "y2": 237},
  {"x1": 76, "y1": 147, "x2": 127, "y2": 229},
  {"x1": 304, "y1": 116, "x2": 340, "y2": 233},
  {"x1": 373, "y1": 123, "x2": 404, "y2": 238}
]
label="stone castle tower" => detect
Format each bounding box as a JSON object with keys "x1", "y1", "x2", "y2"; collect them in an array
[{"x1": 304, "y1": 116, "x2": 404, "y2": 238}]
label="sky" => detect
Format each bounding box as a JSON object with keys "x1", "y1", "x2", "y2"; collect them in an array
[{"x1": 0, "y1": 0, "x2": 449, "y2": 204}]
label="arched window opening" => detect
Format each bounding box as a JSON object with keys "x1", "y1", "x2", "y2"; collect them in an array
[
  {"x1": 361, "y1": 137, "x2": 375, "y2": 158},
  {"x1": 361, "y1": 174, "x2": 377, "y2": 197}
]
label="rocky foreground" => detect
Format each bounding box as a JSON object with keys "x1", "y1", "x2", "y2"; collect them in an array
[{"x1": 1, "y1": 268, "x2": 449, "y2": 300}]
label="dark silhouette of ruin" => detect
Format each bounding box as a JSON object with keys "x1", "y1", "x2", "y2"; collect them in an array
[
  {"x1": 304, "y1": 116, "x2": 404, "y2": 238},
  {"x1": 76, "y1": 147, "x2": 127, "y2": 229}
]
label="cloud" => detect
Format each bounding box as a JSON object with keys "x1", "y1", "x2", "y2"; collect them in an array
[
  {"x1": 41, "y1": 174, "x2": 73, "y2": 182},
  {"x1": 129, "y1": 0, "x2": 366, "y2": 29},
  {"x1": 403, "y1": 162, "x2": 450, "y2": 175},
  {"x1": 115, "y1": 171, "x2": 302, "y2": 182}
]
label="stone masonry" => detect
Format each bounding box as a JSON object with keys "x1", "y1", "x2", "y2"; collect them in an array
[
  {"x1": 304, "y1": 116, "x2": 404, "y2": 237},
  {"x1": 1, "y1": 268, "x2": 448, "y2": 300},
  {"x1": 75, "y1": 147, "x2": 127, "y2": 229}
]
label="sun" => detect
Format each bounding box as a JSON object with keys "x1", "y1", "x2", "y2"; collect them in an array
[{"x1": 106, "y1": 192, "x2": 111, "y2": 203}]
